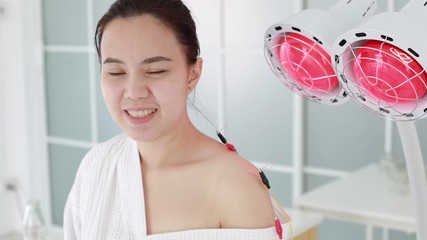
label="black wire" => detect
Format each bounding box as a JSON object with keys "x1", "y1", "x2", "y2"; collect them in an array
[
  {"x1": 216, "y1": 131, "x2": 228, "y2": 144},
  {"x1": 259, "y1": 170, "x2": 271, "y2": 189}
]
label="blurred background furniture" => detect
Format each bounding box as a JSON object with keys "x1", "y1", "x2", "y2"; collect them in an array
[{"x1": 296, "y1": 162, "x2": 415, "y2": 239}]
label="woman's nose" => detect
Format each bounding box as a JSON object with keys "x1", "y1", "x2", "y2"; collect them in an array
[{"x1": 124, "y1": 75, "x2": 150, "y2": 100}]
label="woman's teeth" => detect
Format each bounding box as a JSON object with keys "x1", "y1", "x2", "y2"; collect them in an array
[{"x1": 128, "y1": 109, "x2": 157, "y2": 118}]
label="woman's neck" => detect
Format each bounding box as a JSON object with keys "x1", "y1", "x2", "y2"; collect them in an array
[{"x1": 137, "y1": 120, "x2": 205, "y2": 169}]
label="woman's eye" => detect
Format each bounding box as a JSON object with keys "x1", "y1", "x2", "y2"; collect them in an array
[
  {"x1": 109, "y1": 72, "x2": 125, "y2": 76},
  {"x1": 147, "y1": 70, "x2": 166, "y2": 75}
]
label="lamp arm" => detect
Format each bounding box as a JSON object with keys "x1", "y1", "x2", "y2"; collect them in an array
[{"x1": 396, "y1": 121, "x2": 427, "y2": 240}]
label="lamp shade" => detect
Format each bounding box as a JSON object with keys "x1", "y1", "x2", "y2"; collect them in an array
[
  {"x1": 333, "y1": 0, "x2": 427, "y2": 120},
  {"x1": 264, "y1": 0, "x2": 377, "y2": 105}
]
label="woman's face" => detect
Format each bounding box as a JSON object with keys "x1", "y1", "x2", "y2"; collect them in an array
[{"x1": 100, "y1": 15, "x2": 201, "y2": 142}]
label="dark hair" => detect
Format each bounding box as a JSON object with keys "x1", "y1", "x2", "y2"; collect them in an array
[{"x1": 95, "y1": 0, "x2": 200, "y2": 64}]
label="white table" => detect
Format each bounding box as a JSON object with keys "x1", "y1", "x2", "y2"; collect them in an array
[
  {"x1": 295, "y1": 163, "x2": 415, "y2": 233},
  {"x1": 286, "y1": 208, "x2": 323, "y2": 239}
]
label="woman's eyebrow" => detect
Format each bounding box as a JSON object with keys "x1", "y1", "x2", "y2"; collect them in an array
[
  {"x1": 141, "y1": 56, "x2": 172, "y2": 64},
  {"x1": 102, "y1": 56, "x2": 172, "y2": 65},
  {"x1": 103, "y1": 57, "x2": 124, "y2": 65}
]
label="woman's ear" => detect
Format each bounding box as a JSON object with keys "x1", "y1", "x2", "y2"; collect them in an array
[{"x1": 187, "y1": 57, "x2": 203, "y2": 94}]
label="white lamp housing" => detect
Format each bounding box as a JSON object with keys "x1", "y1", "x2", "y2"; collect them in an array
[
  {"x1": 332, "y1": 1, "x2": 427, "y2": 240},
  {"x1": 333, "y1": 0, "x2": 427, "y2": 120},
  {"x1": 264, "y1": 0, "x2": 377, "y2": 105}
]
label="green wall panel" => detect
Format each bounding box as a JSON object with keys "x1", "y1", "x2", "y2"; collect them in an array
[
  {"x1": 42, "y1": 0, "x2": 87, "y2": 45},
  {"x1": 318, "y1": 219, "x2": 365, "y2": 240},
  {"x1": 49, "y1": 144, "x2": 89, "y2": 225},
  {"x1": 306, "y1": 101, "x2": 385, "y2": 171},
  {"x1": 225, "y1": 55, "x2": 293, "y2": 166},
  {"x1": 45, "y1": 52, "x2": 91, "y2": 141}
]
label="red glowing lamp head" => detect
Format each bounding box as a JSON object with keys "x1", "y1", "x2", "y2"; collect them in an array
[
  {"x1": 353, "y1": 40, "x2": 427, "y2": 104},
  {"x1": 277, "y1": 32, "x2": 339, "y2": 92}
]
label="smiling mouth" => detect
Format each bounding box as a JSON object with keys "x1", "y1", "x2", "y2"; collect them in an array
[{"x1": 127, "y1": 109, "x2": 158, "y2": 118}]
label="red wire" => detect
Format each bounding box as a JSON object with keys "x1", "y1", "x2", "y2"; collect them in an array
[
  {"x1": 275, "y1": 218, "x2": 283, "y2": 240},
  {"x1": 226, "y1": 143, "x2": 236, "y2": 152}
]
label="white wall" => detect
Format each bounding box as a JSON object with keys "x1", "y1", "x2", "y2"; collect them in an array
[
  {"x1": 0, "y1": 0, "x2": 28, "y2": 234},
  {"x1": 0, "y1": 0, "x2": 45, "y2": 235}
]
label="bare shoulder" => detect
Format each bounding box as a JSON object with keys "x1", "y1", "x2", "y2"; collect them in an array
[{"x1": 214, "y1": 151, "x2": 275, "y2": 229}]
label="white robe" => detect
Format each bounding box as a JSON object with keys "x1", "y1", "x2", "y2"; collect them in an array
[{"x1": 64, "y1": 134, "x2": 290, "y2": 240}]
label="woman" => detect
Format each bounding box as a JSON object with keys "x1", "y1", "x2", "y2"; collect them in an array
[{"x1": 64, "y1": 0, "x2": 290, "y2": 239}]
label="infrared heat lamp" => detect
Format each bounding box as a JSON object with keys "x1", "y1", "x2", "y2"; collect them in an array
[
  {"x1": 332, "y1": 0, "x2": 427, "y2": 239},
  {"x1": 264, "y1": 0, "x2": 377, "y2": 105}
]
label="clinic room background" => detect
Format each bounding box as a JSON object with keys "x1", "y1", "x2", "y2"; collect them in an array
[{"x1": 1, "y1": 0, "x2": 427, "y2": 239}]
